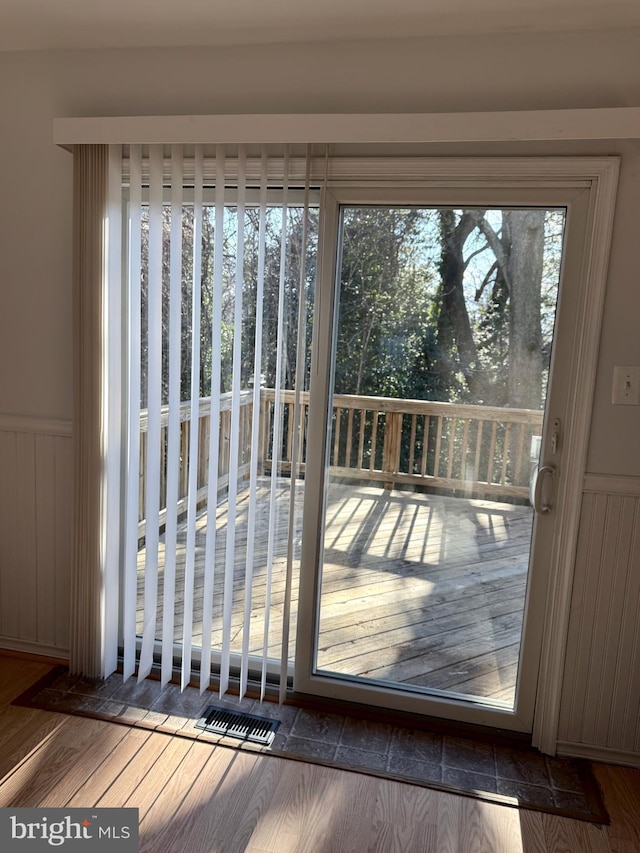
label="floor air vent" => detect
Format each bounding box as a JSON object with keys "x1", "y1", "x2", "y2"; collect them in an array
[{"x1": 195, "y1": 706, "x2": 280, "y2": 746}]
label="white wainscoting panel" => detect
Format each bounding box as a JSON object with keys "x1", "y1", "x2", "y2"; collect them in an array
[
  {"x1": 558, "y1": 476, "x2": 640, "y2": 766},
  {"x1": 0, "y1": 417, "x2": 72, "y2": 656}
]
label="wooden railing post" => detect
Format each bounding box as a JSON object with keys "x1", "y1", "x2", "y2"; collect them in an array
[{"x1": 382, "y1": 411, "x2": 403, "y2": 490}]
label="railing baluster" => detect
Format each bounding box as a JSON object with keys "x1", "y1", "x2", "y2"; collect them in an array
[
  {"x1": 345, "y1": 409, "x2": 355, "y2": 469},
  {"x1": 358, "y1": 409, "x2": 366, "y2": 470},
  {"x1": 487, "y1": 421, "x2": 498, "y2": 485},
  {"x1": 370, "y1": 411, "x2": 379, "y2": 471},
  {"x1": 514, "y1": 421, "x2": 527, "y2": 486},
  {"x1": 393, "y1": 412, "x2": 403, "y2": 475},
  {"x1": 408, "y1": 413, "x2": 417, "y2": 475},
  {"x1": 420, "y1": 415, "x2": 429, "y2": 477},
  {"x1": 220, "y1": 410, "x2": 229, "y2": 478},
  {"x1": 333, "y1": 408, "x2": 342, "y2": 466},
  {"x1": 460, "y1": 418, "x2": 470, "y2": 482},
  {"x1": 446, "y1": 418, "x2": 456, "y2": 480},
  {"x1": 264, "y1": 396, "x2": 273, "y2": 470},
  {"x1": 433, "y1": 416, "x2": 443, "y2": 478},
  {"x1": 180, "y1": 421, "x2": 189, "y2": 498},
  {"x1": 500, "y1": 422, "x2": 512, "y2": 485},
  {"x1": 197, "y1": 413, "x2": 208, "y2": 490},
  {"x1": 473, "y1": 420, "x2": 483, "y2": 486},
  {"x1": 286, "y1": 402, "x2": 294, "y2": 463}
]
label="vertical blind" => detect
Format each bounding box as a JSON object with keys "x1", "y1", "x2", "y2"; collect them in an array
[
  {"x1": 70, "y1": 145, "x2": 110, "y2": 679},
  {"x1": 112, "y1": 143, "x2": 316, "y2": 699}
]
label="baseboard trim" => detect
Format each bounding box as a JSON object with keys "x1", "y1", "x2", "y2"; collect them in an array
[
  {"x1": 0, "y1": 638, "x2": 69, "y2": 665},
  {"x1": 0, "y1": 414, "x2": 72, "y2": 437},
  {"x1": 556, "y1": 740, "x2": 640, "y2": 769}
]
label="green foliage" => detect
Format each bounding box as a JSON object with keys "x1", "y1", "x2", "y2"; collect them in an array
[{"x1": 333, "y1": 207, "x2": 438, "y2": 400}]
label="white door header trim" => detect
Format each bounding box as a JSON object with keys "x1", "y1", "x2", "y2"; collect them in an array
[{"x1": 54, "y1": 108, "x2": 640, "y2": 147}]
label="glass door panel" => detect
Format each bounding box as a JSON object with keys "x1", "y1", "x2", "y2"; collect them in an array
[{"x1": 314, "y1": 205, "x2": 565, "y2": 710}]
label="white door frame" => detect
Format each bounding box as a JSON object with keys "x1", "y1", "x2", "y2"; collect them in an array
[{"x1": 293, "y1": 156, "x2": 619, "y2": 751}]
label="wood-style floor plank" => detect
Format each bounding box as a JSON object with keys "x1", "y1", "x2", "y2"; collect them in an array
[
  {"x1": 592, "y1": 763, "x2": 640, "y2": 850},
  {"x1": 0, "y1": 716, "x2": 111, "y2": 807},
  {"x1": 0, "y1": 705, "x2": 63, "y2": 778},
  {"x1": 243, "y1": 760, "x2": 327, "y2": 853},
  {"x1": 541, "y1": 811, "x2": 612, "y2": 853},
  {"x1": 170, "y1": 749, "x2": 263, "y2": 853},
  {"x1": 138, "y1": 741, "x2": 235, "y2": 852},
  {"x1": 95, "y1": 728, "x2": 178, "y2": 810},
  {"x1": 65, "y1": 727, "x2": 160, "y2": 809},
  {"x1": 517, "y1": 810, "x2": 548, "y2": 853},
  {"x1": 31, "y1": 720, "x2": 131, "y2": 808},
  {"x1": 212, "y1": 756, "x2": 286, "y2": 853}
]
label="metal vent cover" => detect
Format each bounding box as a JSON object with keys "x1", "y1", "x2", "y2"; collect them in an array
[{"x1": 195, "y1": 705, "x2": 280, "y2": 746}]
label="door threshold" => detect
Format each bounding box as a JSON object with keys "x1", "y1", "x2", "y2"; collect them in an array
[{"x1": 286, "y1": 689, "x2": 532, "y2": 749}]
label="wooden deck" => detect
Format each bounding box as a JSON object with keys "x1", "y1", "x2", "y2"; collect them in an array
[{"x1": 137, "y1": 480, "x2": 533, "y2": 706}]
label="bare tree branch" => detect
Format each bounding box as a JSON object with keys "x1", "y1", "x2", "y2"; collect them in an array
[
  {"x1": 463, "y1": 243, "x2": 491, "y2": 272},
  {"x1": 456, "y1": 211, "x2": 479, "y2": 249},
  {"x1": 475, "y1": 260, "x2": 498, "y2": 301},
  {"x1": 468, "y1": 211, "x2": 511, "y2": 292}
]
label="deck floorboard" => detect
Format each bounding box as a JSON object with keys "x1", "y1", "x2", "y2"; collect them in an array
[{"x1": 137, "y1": 481, "x2": 533, "y2": 704}]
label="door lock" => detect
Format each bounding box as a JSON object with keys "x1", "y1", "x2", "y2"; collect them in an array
[{"x1": 550, "y1": 417, "x2": 561, "y2": 455}]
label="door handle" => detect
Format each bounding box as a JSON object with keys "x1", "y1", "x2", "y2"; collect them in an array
[{"x1": 530, "y1": 464, "x2": 555, "y2": 514}]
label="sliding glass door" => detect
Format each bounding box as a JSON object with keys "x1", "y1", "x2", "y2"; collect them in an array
[
  {"x1": 118, "y1": 150, "x2": 614, "y2": 736},
  {"x1": 295, "y1": 181, "x2": 593, "y2": 732}
]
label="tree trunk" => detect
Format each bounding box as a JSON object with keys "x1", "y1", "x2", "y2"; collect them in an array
[
  {"x1": 436, "y1": 210, "x2": 485, "y2": 399},
  {"x1": 504, "y1": 210, "x2": 545, "y2": 409}
]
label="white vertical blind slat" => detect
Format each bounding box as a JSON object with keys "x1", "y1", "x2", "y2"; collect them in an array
[
  {"x1": 103, "y1": 144, "x2": 123, "y2": 677},
  {"x1": 200, "y1": 145, "x2": 225, "y2": 693},
  {"x1": 279, "y1": 145, "x2": 311, "y2": 702},
  {"x1": 161, "y1": 147, "x2": 183, "y2": 687},
  {"x1": 181, "y1": 145, "x2": 204, "y2": 691},
  {"x1": 122, "y1": 145, "x2": 142, "y2": 682},
  {"x1": 220, "y1": 147, "x2": 247, "y2": 698},
  {"x1": 261, "y1": 148, "x2": 290, "y2": 701},
  {"x1": 239, "y1": 151, "x2": 269, "y2": 699},
  {"x1": 137, "y1": 145, "x2": 164, "y2": 682},
  {"x1": 199, "y1": 146, "x2": 226, "y2": 694}
]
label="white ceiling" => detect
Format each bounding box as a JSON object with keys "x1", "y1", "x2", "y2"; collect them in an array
[{"x1": 1, "y1": 0, "x2": 639, "y2": 52}]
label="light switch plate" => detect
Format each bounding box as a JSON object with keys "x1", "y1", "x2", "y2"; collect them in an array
[{"x1": 612, "y1": 365, "x2": 640, "y2": 405}]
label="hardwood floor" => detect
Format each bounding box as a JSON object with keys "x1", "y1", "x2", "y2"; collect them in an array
[
  {"x1": 0, "y1": 654, "x2": 639, "y2": 852},
  {"x1": 138, "y1": 481, "x2": 532, "y2": 704}
]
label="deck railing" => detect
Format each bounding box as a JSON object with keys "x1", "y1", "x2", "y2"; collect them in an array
[
  {"x1": 138, "y1": 389, "x2": 543, "y2": 532},
  {"x1": 138, "y1": 390, "x2": 254, "y2": 536},
  {"x1": 330, "y1": 393, "x2": 543, "y2": 498}
]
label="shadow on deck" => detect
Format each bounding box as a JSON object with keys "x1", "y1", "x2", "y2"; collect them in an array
[{"x1": 137, "y1": 480, "x2": 533, "y2": 707}]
